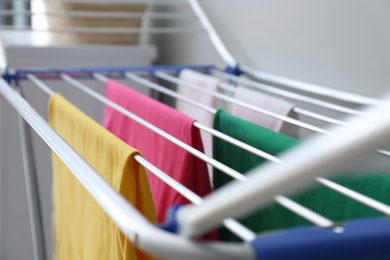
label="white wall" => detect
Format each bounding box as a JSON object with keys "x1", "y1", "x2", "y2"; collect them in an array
[{"x1": 155, "y1": 0, "x2": 390, "y2": 98}]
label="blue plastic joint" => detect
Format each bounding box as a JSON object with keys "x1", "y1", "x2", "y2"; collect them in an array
[
  {"x1": 2, "y1": 68, "x2": 13, "y2": 84},
  {"x1": 158, "y1": 204, "x2": 183, "y2": 234},
  {"x1": 224, "y1": 64, "x2": 241, "y2": 76}
]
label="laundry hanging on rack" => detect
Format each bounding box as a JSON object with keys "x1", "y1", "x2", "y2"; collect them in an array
[
  {"x1": 212, "y1": 109, "x2": 390, "y2": 241},
  {"x1": 1, "y1": 0, "x2": 389, "y2": 257},
  {"x1": 156, "y1": 68, "x2": 324, "y2": 138},
  {"x1": 1, "y1": 64, "x2": 390, "y2": 259},
  {"x1": 49, "y1": 93, "x2": 156, "y2": 260},
  {"x1": 102, "y1": 79, "x2": 214, "y2": 230}
]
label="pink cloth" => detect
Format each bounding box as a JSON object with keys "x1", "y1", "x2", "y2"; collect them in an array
[{"x1": 103, "y1": 79, "x2": 212, "y2": 223}]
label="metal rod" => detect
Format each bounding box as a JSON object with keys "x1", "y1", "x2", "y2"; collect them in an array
[
  {"x1": 97, "y1": 72, "x2": 281, "y2": 163},
  {"x1": 123, "y1": 73, "x2": 217, "y2": 114},
  {"x1": 155, "y1": 71, "x2": 330, "y2": 134},
  {"x1": 213, "y1": 70, "x2": 367, "y2": 115},
  {"x1": 193, "y1": 122, "x2": 281, "y2": 163},
  {"x1": 187, "y1": 0, "x2": 237, "y2": 67},
  {"x1": 218, "y1": 82, "x2": 236, "y2": 92},
  {"x1": 135, "y1": 155, "x2": 256, "y2": 242},
  {"x1": 274, "y1": 195, "x2": 334, "y2": 227},
  {"x1": 241, "y1": 65, "x2": 384, "y2": 106},
  {"x1": 16, "y1": 87, "x2": 47, "y2": 260},
  {"x1": 316, "y1": 177, "x2": 390, "y2": 215},
  {"x1": 208, "y1": 75, "x2": 390, "y2": 157},
  {"x1": 15, "y1": 64, "x2": 215, "y2": 78},
  {"x1": 0, "y1": 25, "x2": 205, "y2": 34},
  {"x1": 293, "y1": 108, "x2": 349, "y2": 126},
  {"x1": 12, "y1": 0, "x2": 188, "y2": 5},
  {"x1": 377, "y1": 149, "x2": 390, "y2": 157},
  {"x1": 218, "y1": 82, "x2": 348, "y2": 126},
  {"x1": 27, "y1": 74, "x2": 55, "y2": 96},
  {"x1": 0, "y1": 10, "x2": 194, "y2": 19}
]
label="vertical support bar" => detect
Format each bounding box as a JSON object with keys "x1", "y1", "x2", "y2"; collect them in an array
[
  {"x1": 12, "y1": 1, "x2": 29, "y2": 27},
  {"x1": 16, "y1": 86, "x2": 46, "y2": 260},
  {"x1": 0, "y1": 87, "x2": 4, "y2": 260},
  {"x1": 0, "y1": 35, "x2": 7, "y2": 76},
  {"x1": 139, "y1": 3, "x2": 152, "y2": 44},
  {"x1": 186, "y1": 0, "x2": 237, "y2": 68}
]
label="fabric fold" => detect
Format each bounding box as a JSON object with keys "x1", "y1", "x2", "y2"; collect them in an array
[{"x1": 49, "y1": 94, "x2": 156, "y2": 260}]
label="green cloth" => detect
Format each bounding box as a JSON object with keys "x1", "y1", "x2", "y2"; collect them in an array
[{"x1": 213, "y1": 110, "x2": 389, "y2": 241}]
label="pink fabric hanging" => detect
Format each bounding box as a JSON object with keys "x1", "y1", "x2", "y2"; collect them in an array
[{"x1": 103, "y1": 79, "x2": 212, "y2": 224}]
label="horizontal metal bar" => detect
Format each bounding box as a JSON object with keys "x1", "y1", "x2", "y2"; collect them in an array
[
  {"x1": 316, "y1": 177, "x2": 390, "y2": 215},
  {"x1": 274, "y1": 195, "x2": 334, "y2": 227},
  {"x1": 293, "y1": 107, "x2": 349, "y2": 126},
  {"x1": 124, "y1": 73, "x2": 217, "y2": 114},
  {"x1": 214, "y1": 70, "x2": 366, "y2": 115},
  {"x1": 241, "y1": 65, "x2": 384, "y2": 106},
  {"x1": 0, "y1": 10, "x2": 195, "y2": 19},
  {"x1": 12, "y1": 0, "x2": 188, "y2": 5},
  {"x1": 218, "y1": 82, "x2": 348, "y2": 126},
  {"x1": 193, "y1": 122, "x2": 281, "y2": 163},
  {"x1": 0, "y1": 25, "x2": 205, "y2": 34},
  {"x1": 26, "y1": 74, "x2": 55, "y2": 96},
  {"x1": 156, "y1": 71, "x2": 330, "y2": 134},
  {"x1": 13, "y1": 65, "x2": 214, "y2": 78},
  {"x1": 217, "y1": 78, "x2": 390, "y2": 157}
]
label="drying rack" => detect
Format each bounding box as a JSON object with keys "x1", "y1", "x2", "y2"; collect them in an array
[{"x1": 1, "y1": 1, "x2": 390, "y2": 260}]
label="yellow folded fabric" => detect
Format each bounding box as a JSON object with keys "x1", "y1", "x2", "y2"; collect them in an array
[{"x1": 49, "y1": 94, "x2": 156, "y2": 260}]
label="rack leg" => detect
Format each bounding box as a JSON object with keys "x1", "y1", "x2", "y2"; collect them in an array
[{"x1": 17, "y1": 88, "x2": 46, "y2": 260}]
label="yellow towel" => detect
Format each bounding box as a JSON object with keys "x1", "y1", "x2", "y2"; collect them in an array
[{"x1": 49, "y1": 94, "x2": 156, "y2": 260}]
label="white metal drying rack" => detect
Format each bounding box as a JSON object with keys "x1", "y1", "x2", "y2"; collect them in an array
[{"x1": 1, "y1": 1, "x2": 390, "y2": 259}]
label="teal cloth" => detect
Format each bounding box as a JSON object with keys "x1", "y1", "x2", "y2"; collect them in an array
[{"x1": 213, "y1": 110, "x2": 389, "y2": 241}]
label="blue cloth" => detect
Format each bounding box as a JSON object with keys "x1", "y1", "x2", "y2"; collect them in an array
[{"x1": 250, "y1": 218, "x2": 390, "y2": 260}]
